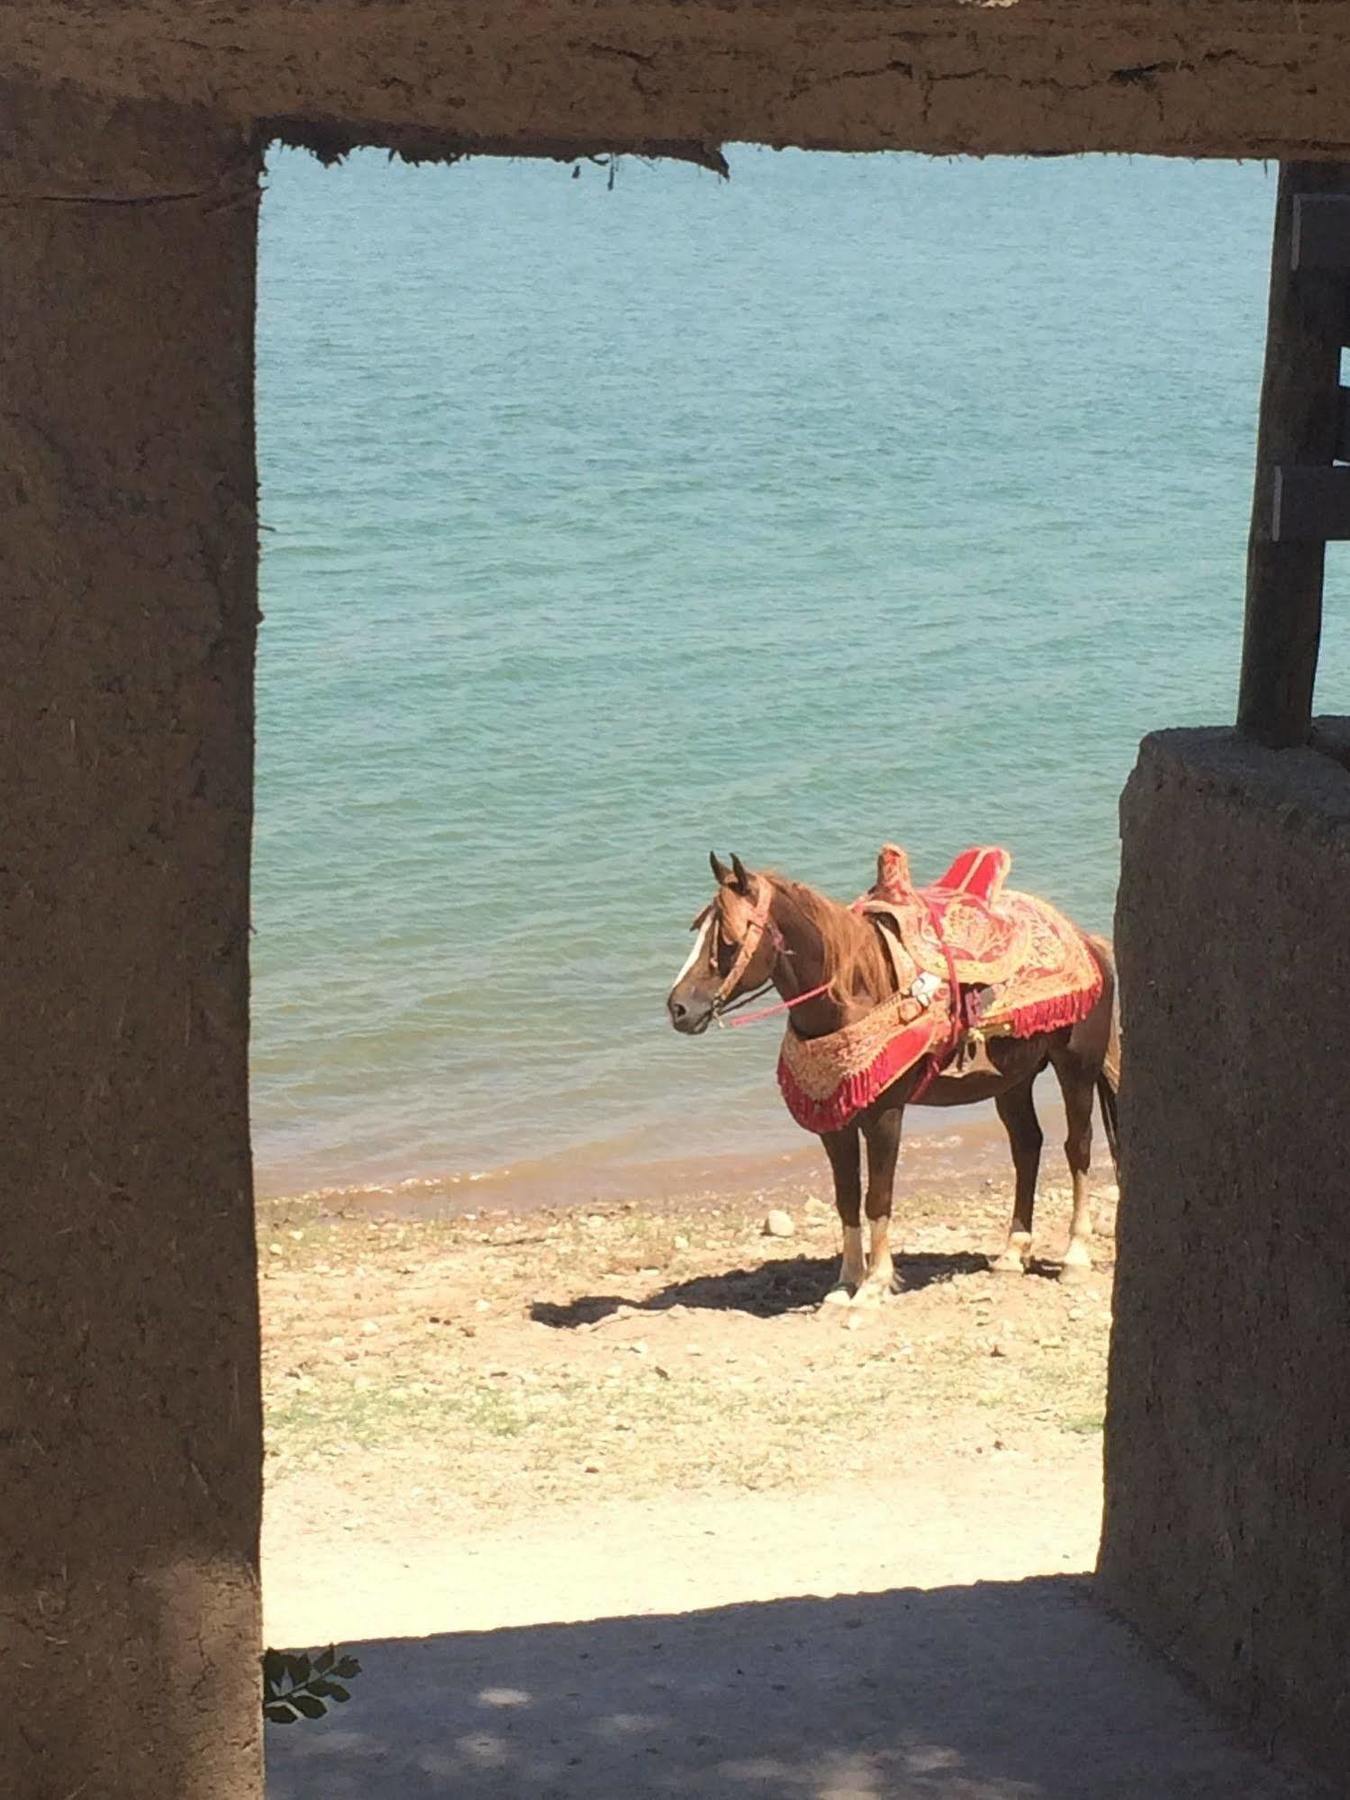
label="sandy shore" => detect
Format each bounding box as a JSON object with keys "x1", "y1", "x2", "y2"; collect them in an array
[{"x1": 260, "y1": 1156, "x2": 1116, "y2": 1639}]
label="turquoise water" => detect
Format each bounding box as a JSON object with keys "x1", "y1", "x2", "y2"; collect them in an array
[{"x1": 254, "y1": 148, "x2": 1346, "y2": 1197}]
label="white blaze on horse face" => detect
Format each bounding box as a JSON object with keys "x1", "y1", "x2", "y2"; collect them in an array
[{"x1": 671, "y1": 913, "x2": 713, "y2": 994}]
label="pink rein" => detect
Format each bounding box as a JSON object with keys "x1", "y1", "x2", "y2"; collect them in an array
[{"x1": 723, "y1": 981, "x2": 833, "y2": 1029}]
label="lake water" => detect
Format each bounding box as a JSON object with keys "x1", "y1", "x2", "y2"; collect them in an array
[{"x1": 253, "y1": 147, "x2": 1346, "y2": 1200}]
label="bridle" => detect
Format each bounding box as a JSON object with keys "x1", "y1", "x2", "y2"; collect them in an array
[{"x1": 690, "y1": 882, "x2": 831, "y2": 1026}]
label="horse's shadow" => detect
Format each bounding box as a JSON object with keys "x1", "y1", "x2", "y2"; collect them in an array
[{"x1": 530, "y1": 1249, "x2": 991, "y2": 1329}]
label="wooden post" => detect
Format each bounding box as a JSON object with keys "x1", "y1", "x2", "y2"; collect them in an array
[{"x1": 1237, "y1": 163, "x2": 1350, "y2": 748}]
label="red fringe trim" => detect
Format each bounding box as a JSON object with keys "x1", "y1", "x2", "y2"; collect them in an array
[
  {"x1": 776, "y1": 971, "x2": 1104, "y2": 1134},
  {"x1": 777, "y1": 1020, "x2": 937, "y2": 1134},
  {"x1": 994, "y1": 971, "x2": 1102, "y2": 1040}
]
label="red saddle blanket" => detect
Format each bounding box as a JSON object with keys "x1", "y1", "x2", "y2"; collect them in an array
[{"x1": 776, "y1": 844, "x2": 1103, "y2": 1134}]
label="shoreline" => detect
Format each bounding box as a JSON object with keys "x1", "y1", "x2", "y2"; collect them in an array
[{"x1": 256, "y1": 1090, "x2": 1077, "y2": 1218}]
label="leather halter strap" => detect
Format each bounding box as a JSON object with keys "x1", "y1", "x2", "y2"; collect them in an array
[
  {"x1": 689, "y1": 883, "x2": 830, "y2": 1025},
  {"x1": 713, "y1": 883, "x2": 781, "y2": 1007}
]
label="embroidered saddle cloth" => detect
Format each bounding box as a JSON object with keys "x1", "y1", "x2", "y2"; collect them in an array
[
  {"x1": 776, "y1": 844, "x2": 1103, "y2": 1134},
  {"x1": 860, "y1": 843, "x2": 1100, "y2": 1037}
]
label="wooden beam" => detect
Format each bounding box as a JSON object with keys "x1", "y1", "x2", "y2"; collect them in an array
[
  {"x1": 1237, "y1": 163, "x2": 1350, "y2": 748},
  {"x1": 1272, "y1": 466, "x2": 1350, "y2": 541}
]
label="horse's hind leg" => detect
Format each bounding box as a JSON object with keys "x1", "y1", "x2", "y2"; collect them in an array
[
  {"x1": 1049, "y1": 1047, "x2": 1096, "y2": 1279},
  {"x1": 991, "y1": 1078, "x2": 1042, "y2": 1273},
  {"x1": 820, "y1": 1127, "x2": 865, "y2": 1307}
]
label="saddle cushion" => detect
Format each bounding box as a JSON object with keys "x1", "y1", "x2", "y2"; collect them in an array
[{"x1": 931, "y1": 845, "x2": 1012, "y2": 908}]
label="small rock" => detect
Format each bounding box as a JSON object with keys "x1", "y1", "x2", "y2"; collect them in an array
[
  {"x1": 585, "y1": 1214, "x2": 607, "y2": 1230},
  {"x1": 990, "y1": 1343, "x2": 1008, "y2": 1358},
  {"x1": 804, "y1": 1196, "x2": 831, "y2": 1217},
  {"x1": 268, "y1": 1243, "x2": 283, "y2": 1257},
  {"x1": 673, "y1": 1234, "x2": 691, "y2": 1252},
  {"x1": 360, "y1": 1320, "x2": 379, "y2": 1336},
  {"x1": 289, "y1": 1229, "x2": 305, "y2": 1242},
  {"x1": 763, "y1": 1210, "x2": 795, "y2": 1239}
]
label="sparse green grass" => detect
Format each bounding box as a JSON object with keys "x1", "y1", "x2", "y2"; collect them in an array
[
  {"x1": 260, "y1": 1179, "x2": 1116, "y2": 1511},
  {"x1": 1062, "y1": 1411, "x2": 1106, "y2": 1435}
]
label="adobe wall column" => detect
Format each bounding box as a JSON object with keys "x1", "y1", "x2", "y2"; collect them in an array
[
  {"x1": 0, "y1": 90, "x2": 264, "y2": 1798},
  {"x1": 1101, "y1": 727, "x2": 1350, "y2": 1787}
]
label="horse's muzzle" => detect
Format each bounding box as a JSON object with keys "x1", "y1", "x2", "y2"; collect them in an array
[{"x1": 667, "y1": 993, "x2": 713, "y2": 1035}]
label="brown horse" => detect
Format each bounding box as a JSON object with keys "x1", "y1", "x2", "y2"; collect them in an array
[{"x1": 667, "y1": 853, "x2": 1119, "y2": 1308}]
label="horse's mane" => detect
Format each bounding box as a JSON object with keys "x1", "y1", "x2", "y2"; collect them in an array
[{"x1": 766, "y1": 875, "x2": 892, "y2": 1000}]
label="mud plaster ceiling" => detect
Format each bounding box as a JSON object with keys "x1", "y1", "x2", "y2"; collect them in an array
[{"x1": 6, "y1": 2, "x2": 1350, "y2": 168}]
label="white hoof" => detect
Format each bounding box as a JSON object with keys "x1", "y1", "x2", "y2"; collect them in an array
[
  {"x1": 1065, "y1": 1245, "x2": 1094, "y2": 1288},
  {"x1": 990, "y1": 1247, "x2": 1029, "y2": 1276},
  {"x1": 820, "y1": 1284, "x2": 854, "y2": 1310},
  {"x1": 850, "y1": 1280, "x2": 887, "y2": 1310}
]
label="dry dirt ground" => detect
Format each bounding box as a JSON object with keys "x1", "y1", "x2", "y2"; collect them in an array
[{"x1": 260, "y1": 1172, "x2": 1321, "y2": 1799}]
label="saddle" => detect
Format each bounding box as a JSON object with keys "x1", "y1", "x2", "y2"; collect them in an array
[
  {"x1": 777, "y1": 842, "x2": 1104, "y2": 1131},
  {"x1": 859, "y1": 843, "x2": 1030, "y2": 990},
  {"x1": 858, "y1": 843, "x2": 1102, "y2": 1072}
]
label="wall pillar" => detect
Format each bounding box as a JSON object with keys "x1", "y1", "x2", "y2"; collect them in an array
[
  {"x1": 0, "y1": 90, "x2": 264, "y2": 1797},
  {"x1": 1101, "y1": 726, "x2": 1350, "y2": 1786}
]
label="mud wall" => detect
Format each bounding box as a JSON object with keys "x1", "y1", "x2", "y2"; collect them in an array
[
  {"x1": 9, "y1": 0, "x2": 1350, "y2": 164},
  {"x1": 0, "y1": 94, "x2": 265, "y2": 1799},
  {"x1": 1102, "y1": 727, "x2": 1350, "y2": 1787}
]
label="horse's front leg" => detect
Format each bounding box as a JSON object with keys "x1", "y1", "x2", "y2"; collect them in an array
[
  {"x1": 819, "y1": 1127, "x2": 864, "y2": 1306},
  {"x1": 854, "y1": 1102, "x2": 903, "y2": 1307}
]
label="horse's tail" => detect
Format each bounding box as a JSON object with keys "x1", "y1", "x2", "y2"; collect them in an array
[
  {"x1": 1087, "y1": 933, "x2": 1121, "y2": 1175},
  {"x1": 1097, "y1": 1069, "x2": 1120, "y2": 1174}
]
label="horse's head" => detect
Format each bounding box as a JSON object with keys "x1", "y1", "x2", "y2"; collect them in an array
[{"x1": 667, "y1": 853, "x2": 779, "y2": 1035}]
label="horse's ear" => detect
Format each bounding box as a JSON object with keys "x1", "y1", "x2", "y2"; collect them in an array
[
  {"x1": 730, "y1": 854, "x2": 753, "y2": 895},
  {"x1": 710, "y1": 852, "x2": 733, "y2": 887}
]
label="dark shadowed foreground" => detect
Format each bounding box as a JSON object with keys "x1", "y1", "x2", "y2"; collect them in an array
[{"x1": 267, "y1": 1580, "x2": 1316, "y2": 1799}]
